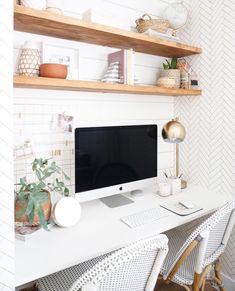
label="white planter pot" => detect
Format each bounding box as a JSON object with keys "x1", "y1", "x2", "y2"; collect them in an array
[
  {"x1": 18, "y1": 42, "x2": 41, "y2": 77},
  {"x1": 160, "y1": 69, "x2": 180, "y2": 88},
  {"x1": 20, "y1": 0, "x2": 46, "y2": 10}
]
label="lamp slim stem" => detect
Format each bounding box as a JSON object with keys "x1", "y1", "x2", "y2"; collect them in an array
[{"x1": 176, "y1": 143, "x2": 179, "y2": 177}]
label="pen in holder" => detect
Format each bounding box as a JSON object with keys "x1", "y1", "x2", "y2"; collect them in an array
[{"x1": 167, "y1": 177, "x2": 181, "y2": 195}]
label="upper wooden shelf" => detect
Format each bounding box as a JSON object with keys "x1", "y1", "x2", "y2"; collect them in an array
[
  {"x1": 14, "y1": 5, "x2": 202, "y2": 58},
  {"x1": 14, "y1": 76, "x2": 202, "y2": 96}
]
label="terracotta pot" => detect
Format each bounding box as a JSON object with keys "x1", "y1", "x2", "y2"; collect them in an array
[
  {"x1": 39, "y1": 63, "x2": 68, "y2": 79},
  {"x1": 15, "y1": 190, "x2": 52, "y2": 225}
]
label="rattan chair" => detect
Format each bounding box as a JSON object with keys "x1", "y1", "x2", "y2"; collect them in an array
[
  {"x1": 160, "y1": 198, "x2": 235, "y2": 291},
  {"x1": 37, "y1": 234, "x2": 168, "y2": 291}
]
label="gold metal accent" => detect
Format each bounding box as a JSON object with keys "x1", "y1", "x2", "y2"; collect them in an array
[
  {"x1": 162, "y1": 118, "x2": 186, "y2": 144},
  {"x1": 162, "y1": 118, "x2": 187, "y2": 187}
]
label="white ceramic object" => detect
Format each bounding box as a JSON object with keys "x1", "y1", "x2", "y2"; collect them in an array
[
  {"x1": 167, "y1": 178, "x2": 181, "y2": 195},
  {"x1": 46, "y1": 0, "x2": 63, "y2": 14},
  {"x1": 20, "y1": 0, "x2": 46, "y2": 10},
  {"x1": 158, "y1": 182, "x2": 171, "y2": 197},
  {"x1": 52, "y1": 197, "x2": 81, "y2": 228}
]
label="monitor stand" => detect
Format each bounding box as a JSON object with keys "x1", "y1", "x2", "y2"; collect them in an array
[{"x1": 100, "y1": 194, "x2": 134, "y2": 208}]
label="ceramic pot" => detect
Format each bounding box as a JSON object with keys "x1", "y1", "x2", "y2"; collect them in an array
[
  {"x1": 160, "y1": 69, "x2": 180, "y2": 88},
  {"x1": 20, "y1": 0, "x2": 46, "y2": 10},
  {"x1": 39, "y1": 63, "x2": 68, "y2": 79},
  {"x1": 18, "y1": 42, "x2": 41, "y2": 77},
  {"x1": 15, "y1": 190, "x2": 52, "y2": 225}
]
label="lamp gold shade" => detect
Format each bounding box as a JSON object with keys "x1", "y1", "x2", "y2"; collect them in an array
[
  {"x1": 162, "y1": 119, "x2": 186, "y2": 143},
  {"x1": 162, "y1": 118, "x2": 187, "y2": 188}
]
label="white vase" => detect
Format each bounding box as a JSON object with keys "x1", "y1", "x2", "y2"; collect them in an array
[
  {"x1": 20, "y1": 0, "x2": 46, "y2": 10},
  {"x1": 18, "y1": 42, "x2": 41, "y2": 77}
]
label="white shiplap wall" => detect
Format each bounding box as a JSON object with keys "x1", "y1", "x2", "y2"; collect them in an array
[
  {"x1": 0, "y1": 1, "x2": 14, "y2": 290},
  {"x1": 14, "y1": 0, "x2": 177, "y2": 196},
  {"x1": 176, "y1": 0, "x2": 235, "y2": 288}
]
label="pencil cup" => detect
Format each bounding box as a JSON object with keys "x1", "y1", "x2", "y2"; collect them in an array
[
  {"x1": 167, "y1": 178, "x2": 181, "y2": 195},
  {"x1": 158, "y1": 182, "x2": 171, "y2": 197}
]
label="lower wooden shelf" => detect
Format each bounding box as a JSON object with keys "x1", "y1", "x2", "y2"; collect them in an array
[{"x1": 14, "y1": 76, "x2": 202, "y2": 96}]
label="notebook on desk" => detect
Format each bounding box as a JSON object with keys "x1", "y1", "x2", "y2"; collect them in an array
[{"x1": 160, "y1": 201, "x2": 203, "y2": 216}]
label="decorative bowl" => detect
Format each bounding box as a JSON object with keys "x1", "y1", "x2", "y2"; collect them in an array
[{"x1": 39, "y1": 63, "x2": 68, "y2": 79}]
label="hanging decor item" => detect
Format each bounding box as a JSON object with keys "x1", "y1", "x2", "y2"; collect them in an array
[
  {"x1": 162, "y1": 1, "x2": 188, "y2": 36},
  {"x1": 46, "y1": 0, "x2": 63, "y2": 15},
  {"x1": 18, "y1": 41, "x2": 41, "y2": 77},
  {"x1": 19, "y1": 0, "x2": 46, "y2": 10}
]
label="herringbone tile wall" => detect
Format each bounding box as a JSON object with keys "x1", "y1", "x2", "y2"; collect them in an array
[
  {"x1": 0, "y1": 1, "x2": 14, "y2": 290},
  {"x1": 176, "y1": 0, "x2": 235, "y2": 283}
]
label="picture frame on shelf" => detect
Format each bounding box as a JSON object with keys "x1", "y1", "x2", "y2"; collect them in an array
[{"x1": 42, "y1": 42, "x2": 79, "y2": 80}]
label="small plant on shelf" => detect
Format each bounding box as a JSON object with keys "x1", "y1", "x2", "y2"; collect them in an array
[
  {"x1": 162, "y1": 57, "x2": 178, "y2": 69},
  {"x1": 15, "y1": 158, "x2": 70, "y2": 230},
  {"x1": 156, "y1": 57, "x2": 180, "y2": 88}
]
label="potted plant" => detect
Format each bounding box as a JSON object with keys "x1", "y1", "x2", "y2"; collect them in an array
[
  {"x1": 15, "y1": 158, "x2": 70, "y2": 230},
  {"x1": 158, "y1": 57, "x2": 181, "y2": 88}
]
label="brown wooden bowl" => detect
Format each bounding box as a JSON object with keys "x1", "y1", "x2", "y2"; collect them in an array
[{"x1": 39, "y1": 63, "x2": 68, "y2": 79}]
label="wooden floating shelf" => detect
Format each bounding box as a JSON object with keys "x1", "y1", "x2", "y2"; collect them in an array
[
  {"x1": 14, "y1": 5, "x2": 202, "y2": 58},
  {"x1": 14, "y1": 76, "x2": 202, "y2": 96}
]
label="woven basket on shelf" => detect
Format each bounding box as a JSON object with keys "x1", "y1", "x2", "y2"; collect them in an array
[{"x1": 135, "y1": 14, "x2": 170, "y2": 33}]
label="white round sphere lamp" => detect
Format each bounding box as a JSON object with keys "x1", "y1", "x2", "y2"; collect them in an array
[{"x1": 52, "y1": 197, "x2": 81, "y2": 228}]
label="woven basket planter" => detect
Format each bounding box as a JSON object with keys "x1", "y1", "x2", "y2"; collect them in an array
[{"x1": 160, "y1": 69, "x2": 180, "y2": 88}]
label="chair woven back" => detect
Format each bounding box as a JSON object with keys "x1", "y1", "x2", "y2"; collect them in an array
[
  {"x1": 70, "y1": 234, "x2": 168, "y2": 291},
  {"x1": 165, "y1": 198, "x2": 235, "y2": 279}
]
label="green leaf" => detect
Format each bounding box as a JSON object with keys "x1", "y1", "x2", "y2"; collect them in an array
[
  {"x1": 64, "y1": 187, "x2": 69, "y2": 196},
  {"x1": 163, "y1": 63, "x2": 168, "y2": 70},
  {"x1": 171, "y1": 57, "x2": 178, "y2": 69},
  {"x1": 35, "y1": 169, "x2": 42, "y2": 181},
  {"x1": 62, "y1": 171, "x2": 70, "y2": 181},
  {"x1": 166, "y1": 59, "x2": 171, "y2": 69},
  {"x1": 32, "y1": 159, "x2": 38, "y2": 171},
  {"x1": 25, "y1": 198, "x2": 34, "y2": 216},
  {"x1": 28, "y1": 205, "x2": 35, "y2": 224},
  {"x1": 20, "y1": 177, "x2": 27, "y2": 186},
  {"x1": 36, "y1": 204, "x2": 48, "y2": 230}
]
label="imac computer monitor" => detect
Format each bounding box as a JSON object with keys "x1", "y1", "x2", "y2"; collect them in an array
[{"x1": 75, "y1": 125, "x2": 157, "y2": 205}]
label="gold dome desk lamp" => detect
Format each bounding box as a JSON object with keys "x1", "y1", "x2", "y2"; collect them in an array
[{"x1": 162, "y1": 118, "x2": 187, "y2": 189}]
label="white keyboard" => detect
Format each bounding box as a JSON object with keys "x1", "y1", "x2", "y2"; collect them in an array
[{"x1": 120, "y1": 207, "x2": 169, "y2": 228}]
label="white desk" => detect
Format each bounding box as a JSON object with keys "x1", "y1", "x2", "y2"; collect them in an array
[{"x1": 15, "y1": 185, "x2": 231, "y2": 287}]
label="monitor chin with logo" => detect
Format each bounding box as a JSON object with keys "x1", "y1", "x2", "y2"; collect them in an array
[{"x1": 75, "y1": 124, "x2": 157, "y2": 208}]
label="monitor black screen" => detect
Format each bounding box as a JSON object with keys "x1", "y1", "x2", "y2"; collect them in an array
[{"x1": 75, "y1": 125, "x2": 157, "y2": 193}]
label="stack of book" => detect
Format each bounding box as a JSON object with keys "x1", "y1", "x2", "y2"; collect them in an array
[
  {"x1": 102, "y1": 49, "x2": 135, "y2": 85},
  {"x1": 15, "y1": 222, "x2": 53, "y2": 241}
]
